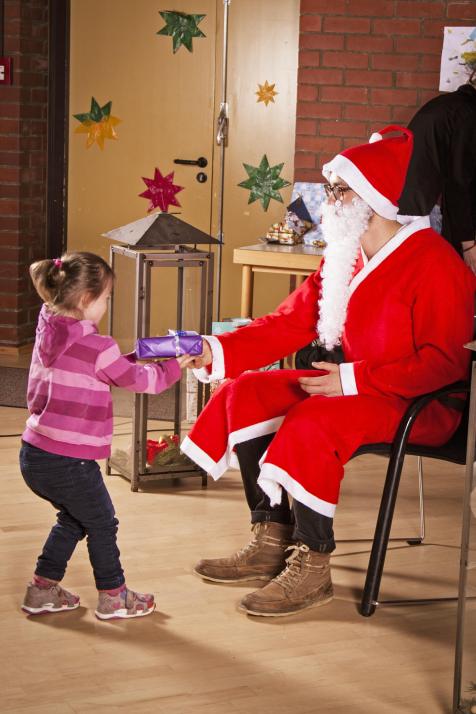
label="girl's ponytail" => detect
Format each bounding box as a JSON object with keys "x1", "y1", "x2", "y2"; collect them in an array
[
  {"x1": 29, "y1": 257, "x2": 66, "y2": 304},
  {"x1": 29, "y1": 252, "x2": 114, "y2": 314}
]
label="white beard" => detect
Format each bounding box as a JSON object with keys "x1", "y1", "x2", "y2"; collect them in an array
[{"x1": 317, "y1": 197, "x2": 373, "y2": 350}]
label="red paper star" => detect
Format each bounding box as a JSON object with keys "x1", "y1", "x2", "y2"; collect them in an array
[{"x1": 139, "y1": 168, "x2": 184, "y2": 213}]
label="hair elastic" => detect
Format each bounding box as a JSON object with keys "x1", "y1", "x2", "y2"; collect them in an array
[{"x1": 53, "y1": 258, "x2": 63, "y2": 268}]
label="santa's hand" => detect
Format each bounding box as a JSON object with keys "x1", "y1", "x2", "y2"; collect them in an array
[
  {"x1": 176, "y1": 354, "x2": 195, "y2": 368},
  {"x1": 298, "y1": 362, "x2": 343, "y2": 397},
  {"x1": 186, "y1": 338, "x2": 212, "y2": 369}
]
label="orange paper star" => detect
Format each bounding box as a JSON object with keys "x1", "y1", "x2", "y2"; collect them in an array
[
  {"x1": 73, "y1": 98, "x2": 121, "y2": 150},
  {"x1": 256, "y1": 80, "x2": 278, "y2": 106},
  {"x1": 74, "y1": 116, "x2": 121, "y2": 150}
]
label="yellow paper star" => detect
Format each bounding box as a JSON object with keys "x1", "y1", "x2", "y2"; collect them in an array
[
  {"x1": 256, "y1": 80, "x2": 278, "y2": 106},
  {"x1": 74, "y1": 115, "x2": 121, "y2": 150}
]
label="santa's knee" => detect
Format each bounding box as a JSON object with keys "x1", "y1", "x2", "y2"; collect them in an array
[
  {"x1": 280, "y1": 397, "x2": 330, "y2": 433},
  {"x1": 271, "y1": 403, "x2": 343, "y2": 465}
]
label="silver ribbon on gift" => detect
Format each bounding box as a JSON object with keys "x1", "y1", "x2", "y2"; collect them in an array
[{"x1": 169, "y1": 330, "x2": 190, "y2": 357}]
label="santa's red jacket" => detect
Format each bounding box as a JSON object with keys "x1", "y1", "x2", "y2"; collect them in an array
[{"x1": 182, "y1": 220, "x2": 476, "y2": 516}]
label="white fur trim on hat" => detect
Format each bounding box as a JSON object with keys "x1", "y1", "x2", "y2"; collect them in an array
[
  {"x1": 369, "y1": 132, "x2": 383, "y2": 143},
  {"x1": 322, "y1": 154, "x2": 398, "y2": 220}
]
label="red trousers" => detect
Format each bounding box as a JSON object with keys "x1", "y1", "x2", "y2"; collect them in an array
[{"x1": 181, "y1": 370, "x2": 459, "y2": 517}]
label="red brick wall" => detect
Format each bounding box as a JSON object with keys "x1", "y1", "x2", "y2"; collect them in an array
[
  {"x1": 295, "y1": 0, "x2": 476, "y2": 182},
  {"x1": 0, "y1": 0, "x2": 48, "y2": 348}
]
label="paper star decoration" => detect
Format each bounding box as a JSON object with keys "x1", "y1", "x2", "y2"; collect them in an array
[
  {"x1": 157, "y1": 11, "x2": 206, "y2": 53},
  {"x1": 73, "y1": 97, "x2": 120, "y2": 150},
  {"x1": 256, "y1": 81, "x2": 278, "y2": 106},
  {"x1": 238, "y1": 155, "x2": 291, "y2": 211},
  {"x1": 139, "y1": 168, "x2": 184, "y2": 213},
  {"x1": 461, "y1": 50, "x2": 476, "y2": 72}
]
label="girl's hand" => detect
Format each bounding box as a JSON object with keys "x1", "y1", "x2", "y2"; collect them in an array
[
  {"x1": 298, "y1": 362, "x2": 343, "y2": 397},
  {"x1": 187, "y1": 339, "x2": 212, "y2": 369},
  {"x1": 177, "y1": 354, "x2": 196, "y2": 368}
]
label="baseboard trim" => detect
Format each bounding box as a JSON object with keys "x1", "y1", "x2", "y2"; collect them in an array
[{"x1": 0, "y1": 343, "x2": 34, "y2": 357}]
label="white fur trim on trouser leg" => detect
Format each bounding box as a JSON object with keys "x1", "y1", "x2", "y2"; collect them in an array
[
  {"x1": 258, "y1": 463, "x2": 336, "y2": 518},
  {"x1": 258, "y1": 449, "x2": 269, "y2": 468},
  {"x1": 229, "y1": 451, "x2": 240, "y2": 470},
  {"x1": 181, "y1": 436, "x2": 229, "y2": 480},
  {"x1": 227, "y1": 417, "x2": 284, "y2": 452},
  {"x1": 181, "y1": 416, "x2": 284, "y2": 481},
  {"x1": 226, "y1": 417, "x2": 283, "y2": 472}
]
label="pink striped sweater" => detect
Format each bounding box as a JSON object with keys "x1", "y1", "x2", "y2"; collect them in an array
[{"x1": 22, "y1": 305, "x2": 182, "y2": 459}]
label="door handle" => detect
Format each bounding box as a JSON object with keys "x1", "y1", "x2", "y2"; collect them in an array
[{"x1": 173, "y1": 156, "x2": 208, "y2": 168}]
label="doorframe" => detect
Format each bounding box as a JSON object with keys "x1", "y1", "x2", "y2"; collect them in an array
[{"x1": 46, "y1": 0, "x2": 70, "y2": 257}]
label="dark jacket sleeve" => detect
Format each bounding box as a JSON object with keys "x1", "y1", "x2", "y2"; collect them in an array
[
  {"x1": 398, "y1": 106, "x2": 443, "y2": 216},
  {"x1": 399, "y1": 89, "x2": 476, "y2": 248}
]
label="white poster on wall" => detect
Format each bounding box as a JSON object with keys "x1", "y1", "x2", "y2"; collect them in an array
[{"x1": 439, "y1": 26, "x2": 476, "y2": 92}]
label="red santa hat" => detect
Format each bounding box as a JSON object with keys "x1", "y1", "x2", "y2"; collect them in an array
[{"x1": 322, "y1": 125, "x2": 413, "y2": 220}]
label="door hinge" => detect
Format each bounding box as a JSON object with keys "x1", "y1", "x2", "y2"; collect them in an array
[{"x1": 216, "y1": 102, "x2": 229, "y2": 146}]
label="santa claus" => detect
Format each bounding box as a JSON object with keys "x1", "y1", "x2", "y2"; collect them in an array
[{"x1": 181, "y1": 125, "x2": 476, "y2": 617}]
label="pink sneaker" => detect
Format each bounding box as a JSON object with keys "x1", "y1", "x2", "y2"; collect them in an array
[
  {"x1": 22, "y1": 582, "x2": 80, "y2": 615},
  {"x1": 95, "y1": 587, "x2": 155, "y2": 620}
]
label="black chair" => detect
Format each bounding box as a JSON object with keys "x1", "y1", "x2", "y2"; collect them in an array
[{"x1": 350, "y1": 380, "x2": 470, "y2": 617}]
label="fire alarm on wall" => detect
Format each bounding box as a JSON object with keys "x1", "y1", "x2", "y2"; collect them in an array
[{"x1": 0, "y1": 57, "x2": 13, "y2": 84}]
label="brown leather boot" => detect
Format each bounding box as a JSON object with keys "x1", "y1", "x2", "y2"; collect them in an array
[
  {"x1": 238, "y1": 543, "x2": 333, "y2": 616},
  {"x1": 194, "y1": 522, "x2": 294, "y2": 583}
]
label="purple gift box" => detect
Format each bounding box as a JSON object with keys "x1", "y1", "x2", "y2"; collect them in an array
[{"x1": 135, "y1": 331, "x2": 203, "y2": 359}]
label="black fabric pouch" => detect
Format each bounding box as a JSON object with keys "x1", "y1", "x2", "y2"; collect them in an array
[{"x1": 295, "y1": 339, "x2": 344, "y2": 369}]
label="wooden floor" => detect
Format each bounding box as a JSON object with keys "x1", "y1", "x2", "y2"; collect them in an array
[{"x1": 1, "y1": 405, "x2": 474, "y2": 713}]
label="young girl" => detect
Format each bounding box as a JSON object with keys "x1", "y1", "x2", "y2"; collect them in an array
[{"x1": 20, "y1": 251, "x2": 193, "y2": 620}]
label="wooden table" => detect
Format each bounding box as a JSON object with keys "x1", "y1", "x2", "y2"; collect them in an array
[{"x1": 233, "y1": 242, "x2": 323, "y2": 318}]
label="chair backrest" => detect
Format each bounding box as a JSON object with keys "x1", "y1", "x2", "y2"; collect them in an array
[{"x1": 352, "y1": 382, "x2": 471, "y2": 466}]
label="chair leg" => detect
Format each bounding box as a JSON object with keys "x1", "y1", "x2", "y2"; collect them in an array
[
  {"x1": 360, "y1": 452, "x2": 407, "y2": 617},
  {"x1": 339, "y1": 455, "x2": 426, "y2": 547},
  {"x1": 407, "y1": 456, "x2": 425, "y2": 545}
]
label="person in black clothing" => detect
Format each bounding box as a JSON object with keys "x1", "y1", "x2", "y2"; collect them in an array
[{"x1": 398, "y1": 71, "x2": 476, "y2": 273}]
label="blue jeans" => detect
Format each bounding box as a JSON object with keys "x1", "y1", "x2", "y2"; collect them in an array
[{"x1": 19, "y1": 441, "x2": 125, "y2": 590}]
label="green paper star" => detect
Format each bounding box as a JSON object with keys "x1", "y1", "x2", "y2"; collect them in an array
[
  {"x1": 238, "y1": 155, "x2": 291, "y2": 211},
  {"x1": 73, "y1": 97, "x2": 112, "y2": 125},
  {"x1": 157, "y1": 11, "x2": 206, "y2": 53}
]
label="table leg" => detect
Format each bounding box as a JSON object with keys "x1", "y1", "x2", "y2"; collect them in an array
[
  {"x1": 241, "y1": 265, "x2": 253, "y2": 318},
  {"x1": 287, "y1": 273, "x2": 306, "y2": 367}
]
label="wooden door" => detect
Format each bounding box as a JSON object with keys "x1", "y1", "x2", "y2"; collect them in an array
[
  {"x1": 68, "y1": 0, "x2": 218, "y2": 342},
  {"x1": 212, "y1": 0, "x2": 300, "y2": 320},
  {"x1": 68, "y1": 1, "x2": 300, "y2": 337}
]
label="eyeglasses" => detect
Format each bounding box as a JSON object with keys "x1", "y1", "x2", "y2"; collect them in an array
[{"x1": 323, "y1": 183, "x2": 353, "y2": 201}]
